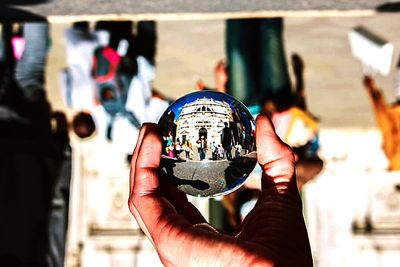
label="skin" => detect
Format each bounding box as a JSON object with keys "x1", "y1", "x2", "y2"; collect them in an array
[
  {"x1": 128, "y1": 114, "x2": 313, "y2": 267},
  {"x1": 214, "y1": 60, "x2": 228, "y2": 93}
]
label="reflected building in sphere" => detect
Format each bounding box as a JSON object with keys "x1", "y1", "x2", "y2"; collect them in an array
[
  {"x1": 158, "y1": 91, "x2": 257, "y2": 197},
  {"x1": 176, "y1": 96, "x2": 232, "y2": 145}
]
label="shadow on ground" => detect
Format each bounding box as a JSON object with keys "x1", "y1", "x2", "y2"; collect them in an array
[
  {"x1": 0, "y1": 7, "x2": 46, "y2": 22},
  {"x1": 0, "y1": 0, "x2": 50, "y2": 5},
  {"x1": 376, "y1": 2, "x2": 400, "y2": 12}
]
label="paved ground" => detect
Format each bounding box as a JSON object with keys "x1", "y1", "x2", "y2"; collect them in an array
[
  {"x1": 1, "y1": 0, "x2": 398, "y2": 18},
  {"x1": 160, "y1": 152, "x2": 257, "y2": 197},
  {"x1": 45, "y1": 13, "x2": 400, "y2": 128}
]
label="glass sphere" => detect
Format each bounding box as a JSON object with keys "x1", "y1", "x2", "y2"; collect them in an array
[{"x1": 158, "y1": 91, "x2": 257, "y2": 197}]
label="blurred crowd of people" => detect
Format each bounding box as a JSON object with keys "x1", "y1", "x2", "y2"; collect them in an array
[
  {"x1": 3, "y1": 15, "x2": 400, "y2": 267},
  {"x1": 62, "y1": 21, "x2": 169, "y2": 156},
  {"x1": 163, "y1": 121, "x2": 245, "y2": 162},
  {"x1": 0, "y1": 18, "x2": 322, "y2": 265},
  {"x1": 0, "y1": 21, "x2": 71, "y2": 266},
  {"x1": 0, "y1": 19, "x2": 170, "y2": 266}
]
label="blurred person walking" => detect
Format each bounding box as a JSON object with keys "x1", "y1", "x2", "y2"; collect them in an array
[
  {"x1": 222, "y1": 122, "x2": 234, "y2": 160},
  {"x1": 197, "y1": 135, "x2": 207, "y2": 161},
  {"x1": 362, "y1": 57, "x2": 400, "y2": 170},
  {"x1": 0, "y1": 21, "x2": 71, "y2": 267},
  {"x1": 184, "y1": 139, "x2": 192, "y2": 159},
  {"x1": 209, "y1": 18, "x2": 323, "y2": 232}
]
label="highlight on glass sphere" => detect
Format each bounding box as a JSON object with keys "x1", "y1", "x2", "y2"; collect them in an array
[{"x1": 158, "y1": 90, "x2": 257, "y2": 197}]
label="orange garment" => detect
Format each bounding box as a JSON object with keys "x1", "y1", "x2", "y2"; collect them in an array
[
  {"x1": 366, "y1": 86, "x2": 400, "y2": 170},
  {"x1": 272, "y1": 107, "x2": 319, "y2": 147}
]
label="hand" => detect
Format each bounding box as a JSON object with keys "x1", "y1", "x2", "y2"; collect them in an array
[
  {"x1": 291, "y1": 53, "x2": 304, "y2": 78},
  {"x1": 196, "y1": 79, "x2": 206, "y2": 90},
  {"x1": 128, "y1": 114, "x2": 313, "y2": 267},
  {"x1": 215, "y1": 60, "x2": 228, "y2": 93},
  {"x1": 363, "y1": 75, "x2": 375, "y2": 90},
  {"x1": 363, "y1": 75, "x2": 382, "y2": 100}
]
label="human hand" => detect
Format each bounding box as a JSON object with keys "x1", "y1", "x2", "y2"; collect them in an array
[
  {"x1": 291, "y1": 53, "x2": 304, "y2": 78},
  {"x1": 215, "y1": 60, "x2": 228, "y2": 93},
  {"x1": 363, "y1": 75, "x2": 376, "y2": 90},
  {"x1": 363, "y1": 75, "x2": 382, "y2": 100},
  {"x1": 128, "y1": 114, "x2": 313, "y2": 267}
]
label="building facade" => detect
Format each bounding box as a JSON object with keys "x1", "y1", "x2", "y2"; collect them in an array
[{"x1": 176, "y1": 97, "x2": 232, "y2": 146}]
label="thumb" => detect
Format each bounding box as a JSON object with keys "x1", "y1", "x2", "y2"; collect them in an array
[
  {"x1": 236, "y1": 115, "x2": 311, "y2": 266},
  {"x1": 255, "y1": 114, "x2": 295, "y2": 193}
]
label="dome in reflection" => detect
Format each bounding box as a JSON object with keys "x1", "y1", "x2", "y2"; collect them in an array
[{"x1": 158, "y1": 91, "x2": 257, "y2": 197}]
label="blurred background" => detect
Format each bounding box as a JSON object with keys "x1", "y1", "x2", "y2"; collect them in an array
[{"x1": 1, "y1": 1, "x2": 400, "y2": 267}]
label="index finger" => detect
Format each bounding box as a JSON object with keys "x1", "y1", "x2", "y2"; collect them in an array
[
  {"x1": 128, "y1": 123, "x2": 165, "y2": 244},
  {"x1": 129, "y1": 125, "x2": 148, "y2": 195},
  {"x1": 128, "y1": 124, "x2": 201, "y2": 244}
]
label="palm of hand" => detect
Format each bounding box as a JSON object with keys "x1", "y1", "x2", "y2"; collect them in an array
[{"x1": 128, "y1": 115, "x2": 312, "y2": 267}]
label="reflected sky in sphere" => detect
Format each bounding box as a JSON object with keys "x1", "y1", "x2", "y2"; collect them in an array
[{"x1": 158, "y1": 91, "x2": 257, "y2": 197}]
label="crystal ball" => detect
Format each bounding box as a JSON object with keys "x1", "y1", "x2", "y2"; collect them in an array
[{"x1": 158, "y1": 91, "x2": 257, "y2": 197}]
